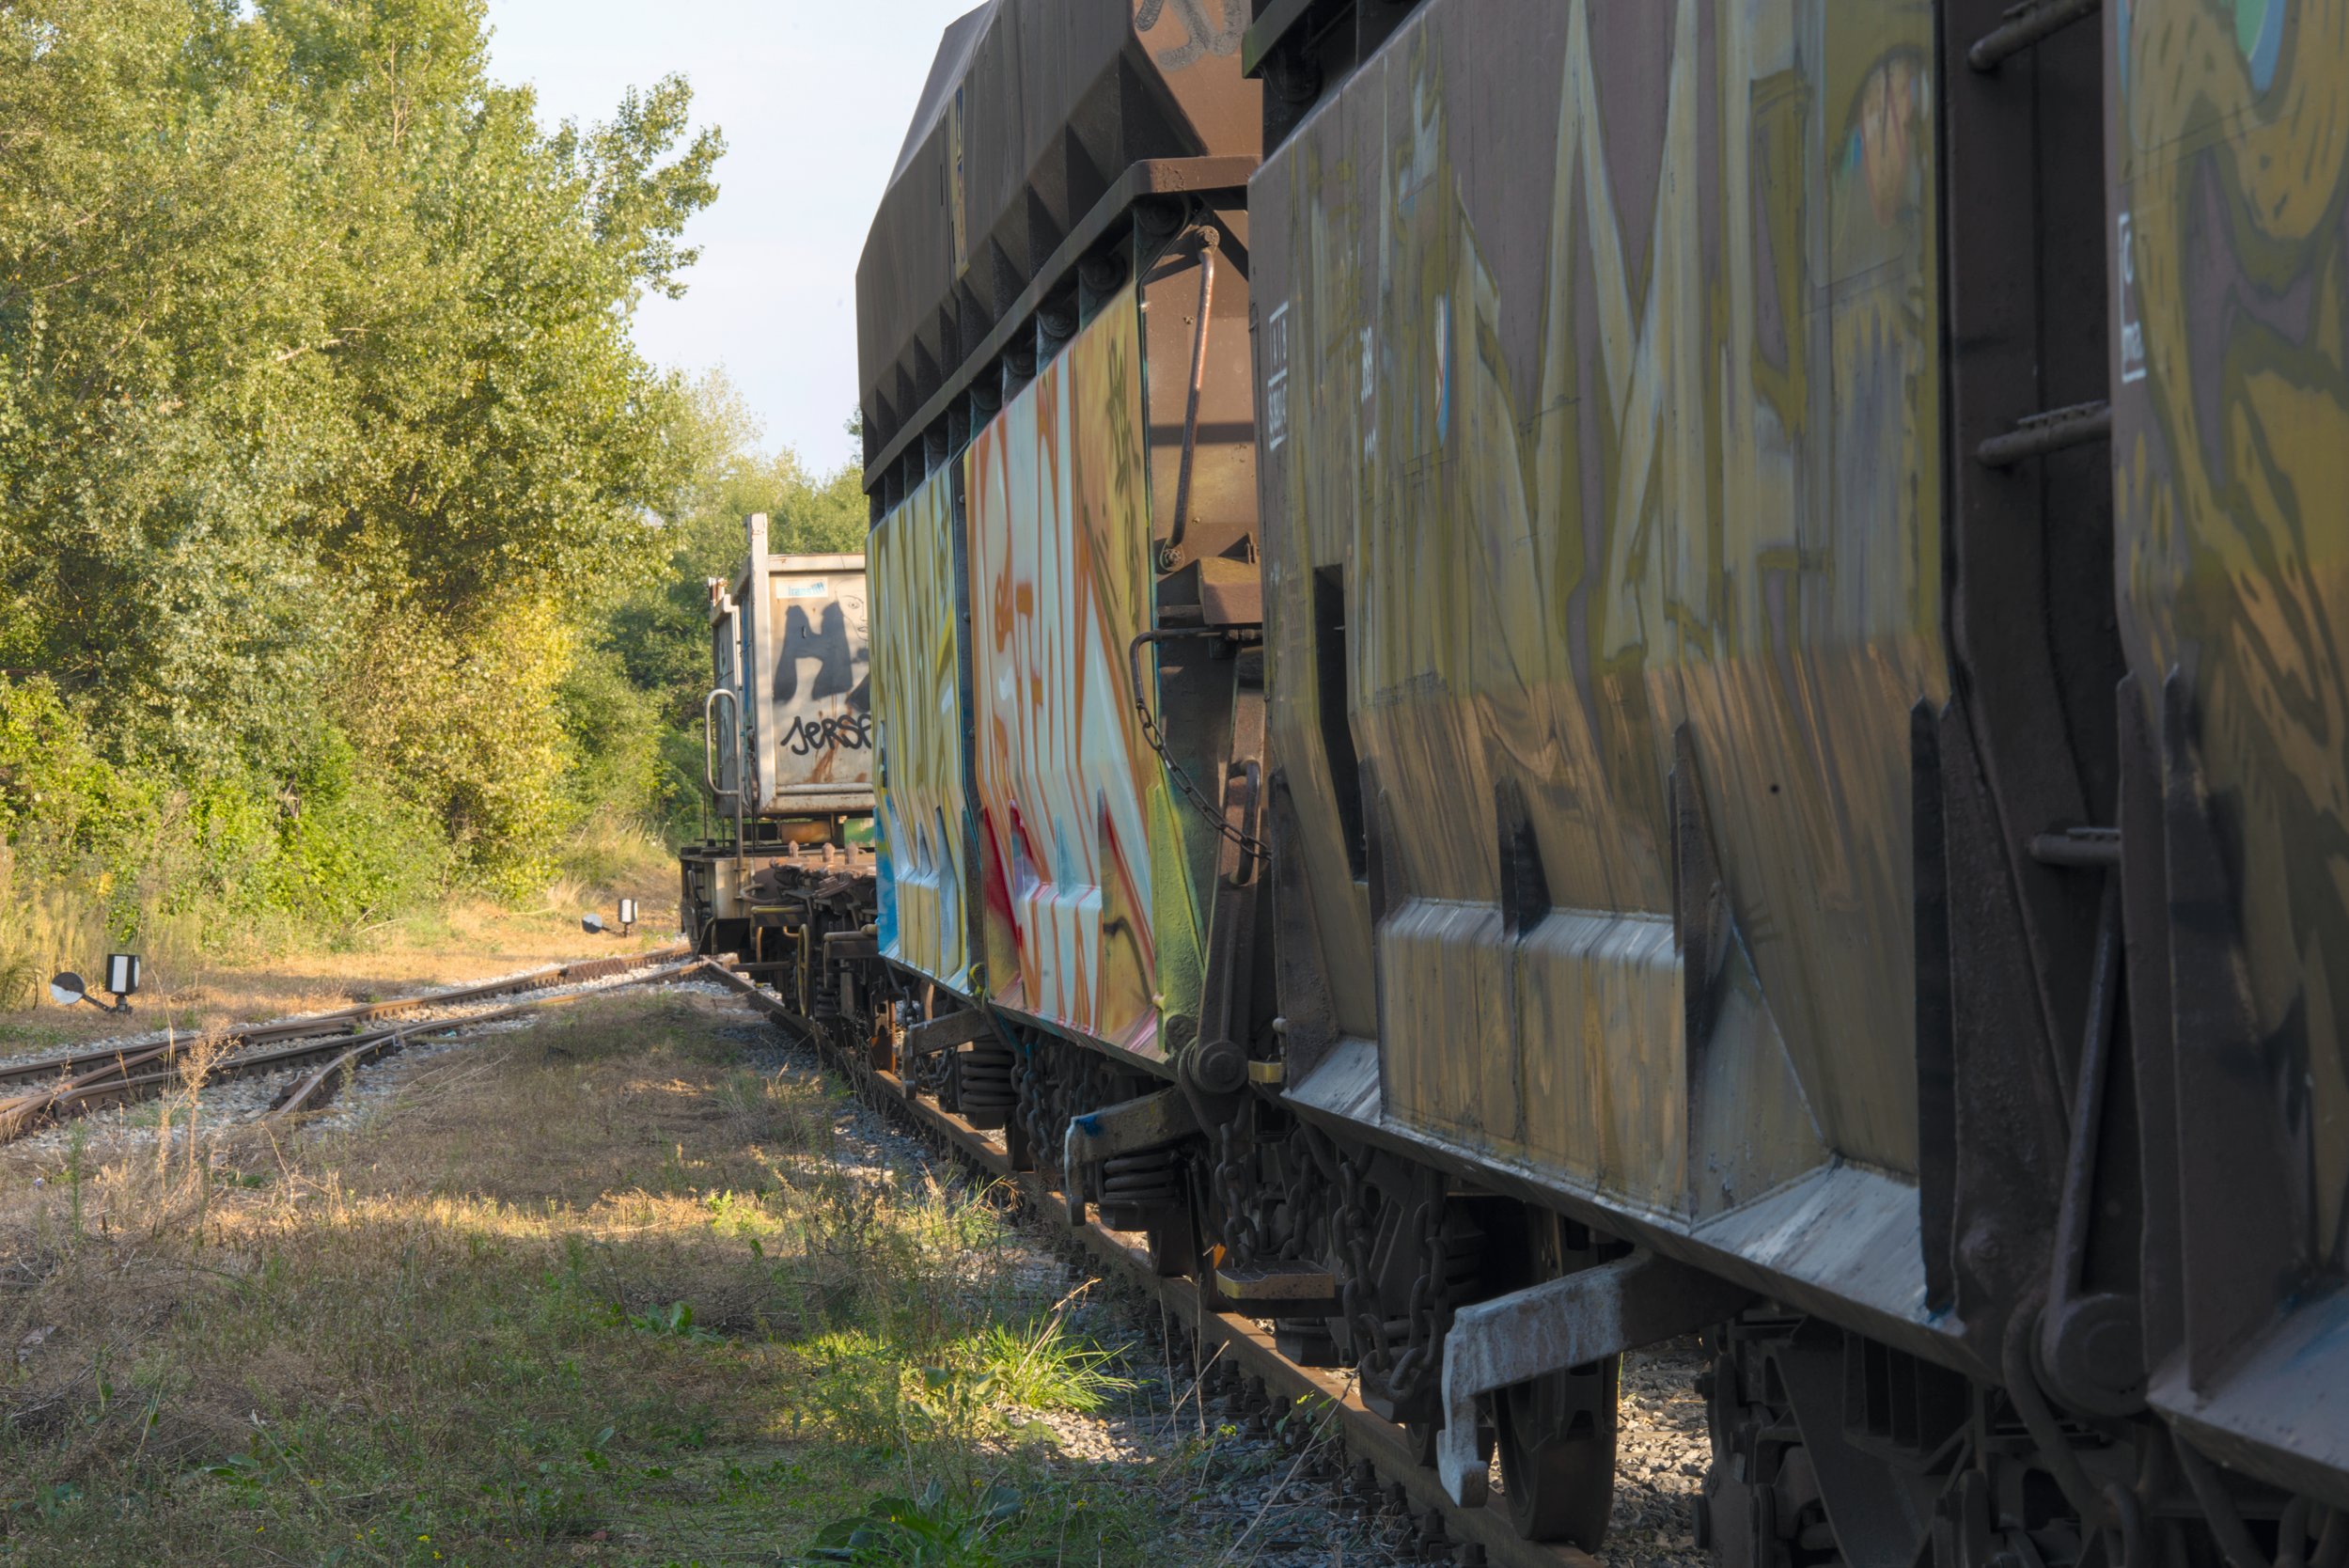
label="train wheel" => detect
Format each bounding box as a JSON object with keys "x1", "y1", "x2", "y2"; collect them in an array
[{"x1": 1496, "y1": 1355, "x2": 1619, "y2": 1545}]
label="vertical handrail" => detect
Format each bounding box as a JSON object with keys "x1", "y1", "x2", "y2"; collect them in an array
[
  {"x1": 703, "y1": 687, "x2": 746, "y2": 870},
  {"x1": 703, "y1": 687, "x2": 741, "y2": 804}
]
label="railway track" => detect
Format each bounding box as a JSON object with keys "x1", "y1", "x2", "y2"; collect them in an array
[
  {"x1": 0, "y1": 947, "x2": 701, "y2": 1141},
  {"x1": 701, "y1": 962, "x2": 1600, "y2": 1568}
]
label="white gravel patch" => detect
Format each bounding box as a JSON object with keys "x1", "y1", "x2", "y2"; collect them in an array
[{"x1": 1606, "y1": 1340, "x2": 1710, "y2": 1566}]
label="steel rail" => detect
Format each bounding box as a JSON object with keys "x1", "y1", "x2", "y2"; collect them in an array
[
  {"x1": 266, "y1": 958, "x2": 712, "y2": 1120},
  {"x1": 0, "y1": 945, "x2": 691, "y2": 1091},
  {"x1": 0, "y1": 954, "x2": 707, "y2": 1139},
  {"x1": 699, "y1": 962, "x2": 1600, "y2": 1568}
]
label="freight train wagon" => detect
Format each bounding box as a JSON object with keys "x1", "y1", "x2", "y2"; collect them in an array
[
  {"x1": 836, "y1": 1, "x2": 2349, "y2": 1562},
  {"x1": 681, "y1": 515, "x2": 884, "y2": 1020}
]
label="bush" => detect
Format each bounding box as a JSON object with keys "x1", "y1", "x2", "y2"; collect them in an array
[
  {"x1": 0, "y1": 677, "x2": 153, "y2": 863},
  {"x1": 261, "y1": 772, "x2": 449, "y2": 928},
  {"x1": 559, "y1": 645, "x2": 666, "y2": 822},
  {"x1": 0, "y1": 0, "x2": 725, "y2": 944},
  {"x1": 337, "y1": 604, "x2": 578, "y2": 896},
  {"x1": 0, "y1": 675, "x2": 449, "y2": 970}
]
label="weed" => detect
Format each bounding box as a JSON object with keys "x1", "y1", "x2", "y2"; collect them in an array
[
  {"x1": 951, "y1": 1307, "x2": 1135, "y2": 1415},
  {"x1": 199, "y1": 1430, "x2": 306, "y2": 1492},
  {"x1": 806, "y1": 1480, "x2": 1028, "y2": 1566},
  {"x1": 16, "y1": 1480, "x2": 83, "y2": 1522},
  {"x1": 64, "y1": 1123, "x2": 86, "y2": 1241},
  {"x1": 627, "y1": 1300, "x2": 720, "y2": 1341},
  {"x1": 0, "y1": 991, "x2": 1199, "y2": 1565}
]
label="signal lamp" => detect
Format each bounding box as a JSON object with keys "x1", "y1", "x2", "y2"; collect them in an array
[
  {"x1": 618, "y1": 898, "x2": 638, "y2": 934},
  {"x1": 47, "y1": 954, "x2": 139, "y2": 1013}
]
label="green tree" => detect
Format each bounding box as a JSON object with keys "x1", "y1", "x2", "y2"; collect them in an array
[
  {"x1": 587, "y1": 372, "x2": 869, "y2": 839},
  {"x1": 0, "y1": 0, "x2": 728, "y2": 913}
]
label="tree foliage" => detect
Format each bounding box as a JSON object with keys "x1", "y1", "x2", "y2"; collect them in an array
[
  {"x1": 591, "y1": 374, "x2": 869, "y2": 840},
  {"x1": 0, "y1": 0, "x2": 744, "y2": 918}
]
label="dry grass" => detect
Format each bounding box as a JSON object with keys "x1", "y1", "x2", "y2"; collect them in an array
[
  {"x1": 0, "y1": 888, "x2": 680, "y2": 1060},
  {"x1": 0, "y1": 809, "x2": 680, "y2": 1057},
  {"x1": 0, "y1": 846, "x2": 205, "y2": 1021},
  {"x1": 0, "y1": 991, "x2": 1180, "y2": 1567}
]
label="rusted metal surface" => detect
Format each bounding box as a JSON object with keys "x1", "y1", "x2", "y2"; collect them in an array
[
  {"x1": 841, "y1": 0, "x2": 2349, "y2": 1544},
  {"x1": 0, "y1": 947, "x2": 690, "y2": 1093},
  {"x1": 262, "y1": 961, "x2": 707, "y2": 1119},
  {"x1": 709, "y1": 959, "x2": 1601, "y2": 1568},
  {"x1": 2104, "y1": 0, "x2": 2349, "y2": 1502},
  {"x1": 1284, "y1": 1043, "x2": 1955, "y2": 1370},
  {"x1": 898, "y1": 1009, "x2": 995, "y2": 1060},
  {"x1": 1255, "y1": 0, "x2": 1943, "y2": 1219},
  {"x1": 0, "y1": 958, "x2": 707, "y2": 1139},
  {"x1": 267, "y1": 1032, "x2": 415, "y2": 1120},
  {"x1": 1211, "y1": 1260, "x2": 1344, "y2": 1315},
  {"x1": 1139, "y1": 220, "x2": 1258, "y2": 583},
  {"x1": 871, "y1": 467, "x2": 978, "y2": 993},
  {"x1": 243, "y1": 965, "x2": 694, "y2": 1120},
  {"x1": 1064, "y1": 1085, "x2": 1199, "y2": 1164},
  {"x1": 860, "y1": 158, "x2": 1257, "y2": 500}
]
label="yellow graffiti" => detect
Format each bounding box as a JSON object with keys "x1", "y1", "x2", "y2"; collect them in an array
[
  {"x1": 872, "y1": 467, "x2": 972, "y2": 992},
  {"x1": 964, "y1": 287, "x2": 1167, "y2": 1055},
  {"x1": 2116, "y1": 0, "x2": 2349, "y2": 1261},
  {"x1": 1267, "y1": 0, "x2": 1941, "y2": 1200}
]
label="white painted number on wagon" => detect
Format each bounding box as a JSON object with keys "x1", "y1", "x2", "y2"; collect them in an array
[
  {"x1": 2118, "y1": 211, "x2": 2146, "y2": 384},
  {"x1": 1264, "y1": 300, "x2": 1291, "y2": 451}
]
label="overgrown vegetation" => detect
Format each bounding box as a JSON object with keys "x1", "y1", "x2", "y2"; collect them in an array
[
  {"x1": 596, "y1": 375, "x2": 866, "y2": 846},
  {"x1": 0, "y1": 993, "x2": 1251, "y2": 1566},
  {"x1": 0, "y1": 1, "x2": 865, "y2": 996}
]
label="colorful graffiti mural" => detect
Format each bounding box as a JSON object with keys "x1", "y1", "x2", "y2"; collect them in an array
[
  {"x1": 1258, "y1": 0, "x2": 1944, "y2": 1214},
  {"x1": 872, "y1": 467, "x2": 975, "y2": 994},
  {"x1": 964, "y1": 287, "x2": 1173, "y2": 1056},
  {"x1": 2109, "y1": 0, "x2": 2349, "y2": 1264}
]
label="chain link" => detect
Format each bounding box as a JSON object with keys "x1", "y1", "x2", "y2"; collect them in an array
[
  {"x1": 1129, "y1": 632, "x2": 1269, "y2": 865},
  {"x1": 1385, "y1": 1191, "x2": 1456, "y2": 1403},
  {"x1": 1277, "y1": 1137, "x2": 1323, "y2": 1262},
  {"x1": 1014, "y1": 1042, "x2": 1050, "y2": 1174},
  {"x1": 1214, "y1": 1120, "x2": 1264, "y2": 1266},
  {"x1": 1333, "y1": 1150, "x2": 1389, "y2": 1376}
]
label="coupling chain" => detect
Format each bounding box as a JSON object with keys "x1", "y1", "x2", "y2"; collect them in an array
[
  {"x1": 1278, "y1": 1141, "x2": 1323, "y2": 1262},
  {"x1": 1014, "y1": 1045, "x2": 1048, "y2": 1172},
  {"x1": 1214, "y1": 1120, "x2": 1264, "y2": 1266},
  {"x1": 1128, "y1": 634, "x2": 1269, "y2": 867},
  {"x1": 1385, "y1": 1191, "x2": 1454, "y2": 1403},
  {"x1": 1334, "y1": 1152, "x2": 1389, "y2": 1376}
]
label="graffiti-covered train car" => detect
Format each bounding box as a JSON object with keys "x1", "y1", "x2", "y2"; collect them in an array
[
  {"x1": 860, "y1": 0, "x2": 1265, "y2": 1111},
  {"x1": 832, "y1": 0, "x2": 2349, "y2": 1560},
  {"x1": 680, "y1": 515, "x2": 877, "y2": 970}
]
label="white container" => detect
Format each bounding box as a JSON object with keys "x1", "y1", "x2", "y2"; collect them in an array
[{"x1": 726, "y1": 515, "x2": 872, "y2": 815}]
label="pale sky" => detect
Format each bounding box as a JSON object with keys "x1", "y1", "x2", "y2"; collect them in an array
[{"x1": 484, "y1": 1, "x2": 981, "y2": 472}]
